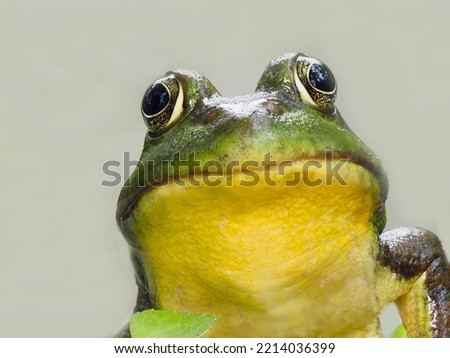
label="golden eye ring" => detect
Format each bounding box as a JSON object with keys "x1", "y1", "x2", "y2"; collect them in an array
[
  {"x1": 141, "y1": 75, "x2": 184, "y2": 133},
  {"x1": 294, "y1": 56, "x2": 337, "y2": 110}
]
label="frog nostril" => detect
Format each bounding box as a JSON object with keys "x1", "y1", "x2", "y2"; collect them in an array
[
  {"x1": 142, "y1": 83, "x2": 170, "y2": 116},
  {"x1": 308, "y1": 63, "x2": 336, "y2": 93}
]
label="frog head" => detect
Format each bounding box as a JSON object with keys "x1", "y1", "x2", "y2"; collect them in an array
[
  {"x1": 118, "y1": 52, "x2": 387, "y2": 220},
  {"x1": 115, "y1": 53, "x2": 389, "y2": 336}
]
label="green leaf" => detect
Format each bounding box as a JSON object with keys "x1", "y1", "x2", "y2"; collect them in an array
[
  {"x1": 391, "y1": 323, "x2": 407, "y2": 338},
  {"x1": 130, "y1": 309, "x2": 219, "y2": 338}
]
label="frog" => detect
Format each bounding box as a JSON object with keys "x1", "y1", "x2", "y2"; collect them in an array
[{"x1": 115, "y1": 52, "x2": 450, "y2": 337}]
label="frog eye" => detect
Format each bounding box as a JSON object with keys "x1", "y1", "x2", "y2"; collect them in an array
[
  {"x1": 141, "y1": 75, "x2": 184, "y2": 133},
  {"x1": 294, "y1": 56, "x2": 337, "y2": 110}
]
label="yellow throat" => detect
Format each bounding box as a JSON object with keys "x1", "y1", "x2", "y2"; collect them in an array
[{"x1": 129, "y1": 159, "x2": 382, "y2": 337}]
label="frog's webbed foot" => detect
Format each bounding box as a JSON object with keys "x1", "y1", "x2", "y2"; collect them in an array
[{"x1": 377, "y1": 226, "x2": 450, "y2": 337}]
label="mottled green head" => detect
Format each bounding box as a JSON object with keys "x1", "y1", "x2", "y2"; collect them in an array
[{"x1": 117, "y1": 52, "x2": 388, "y2": 239}]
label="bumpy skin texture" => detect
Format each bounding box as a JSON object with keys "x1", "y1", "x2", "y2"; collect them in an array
[
  {"x1": 115, "y1": 53, "x2": 450, "y2": 337},
  {"x1": 378, "y1": 227, "x2": 450, "y2": 337}
]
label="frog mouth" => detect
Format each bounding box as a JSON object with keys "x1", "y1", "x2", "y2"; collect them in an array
[{"x1": 116, "y1": 152, "x2": 388, "y2": 236}]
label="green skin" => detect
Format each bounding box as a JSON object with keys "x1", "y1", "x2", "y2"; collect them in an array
[{"x1": 116, "y1": 53, "x2": 450, "y2": 337}]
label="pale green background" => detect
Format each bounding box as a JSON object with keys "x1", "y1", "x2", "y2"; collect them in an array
[{"x1": 1, "y1": 0, "x2": 449, "y2": 337}]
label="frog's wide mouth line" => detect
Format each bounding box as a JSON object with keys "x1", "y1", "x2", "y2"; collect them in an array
[{"x1": 117, "y1": 152, "x2": 388, "y2": 229}]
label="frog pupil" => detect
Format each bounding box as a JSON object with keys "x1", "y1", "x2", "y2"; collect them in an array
[
  {"x1": 142, "y1": 83, "x2": 169, "y2": 116},
  {"x1": 309, "y1": 63, "x2": 335, "y2": 92}
]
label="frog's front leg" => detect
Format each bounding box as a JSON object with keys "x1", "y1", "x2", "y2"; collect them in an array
[{"x1": 376, "y1": 226, "x2": 450, "y2": 337}]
